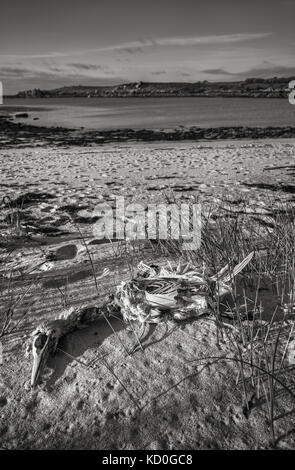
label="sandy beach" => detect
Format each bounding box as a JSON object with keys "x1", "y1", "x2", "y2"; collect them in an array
[
  {"x1": 1, "y1": 133, "x2": 295, "y2": 450},
  {"x1": 1, "y1": 139, "x2": 295, "y2": 202}
]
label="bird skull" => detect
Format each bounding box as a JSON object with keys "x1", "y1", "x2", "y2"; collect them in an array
[{"x1": 30, "y1": 323, "x2": 60, "y2": 388}]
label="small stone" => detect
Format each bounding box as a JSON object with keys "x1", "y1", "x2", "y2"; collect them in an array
[
  {"x1": 147, "y1": 440, "x2": 162, "y2": 450},
  {"x1": 20, "y1": 407, "x2": 28, "y2": 419},
  {"x1": 0, "y1": 396, "x2": 7, "y2": 407},
  {"x1": 8, "y1": 424, "x2": 17, "y2": 436},
  {"x1": 24, "y1": 381, "x2": 32, "y2": 392},
  {"x1": 67, "y1": 423, "x2": 75, "y2": 433},
  {"x1": 0, "y1": 425, "x2": 8, "y2": 436},
  {"x1": 41, "y1": 422, "x2": 51, "y2": 432},
  {"x1": 76, "y1": 399, "x2": 84, "y2": 410}
]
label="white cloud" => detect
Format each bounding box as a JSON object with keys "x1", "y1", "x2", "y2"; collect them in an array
[
  {"x1": 154, "y1": 33, "x2": 272, "y2": 47},
  {"x1": 0, "y1": 32, "x2": 272, "y2": 60}
]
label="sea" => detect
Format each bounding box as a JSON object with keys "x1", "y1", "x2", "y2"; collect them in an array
[{"x1": 3, "y1": 96, "x2": 295, "y2": 130}]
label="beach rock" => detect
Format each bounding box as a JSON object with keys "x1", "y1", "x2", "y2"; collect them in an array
[{"x1": 14, "y1": 113, "x2": 29, "y2": 119}]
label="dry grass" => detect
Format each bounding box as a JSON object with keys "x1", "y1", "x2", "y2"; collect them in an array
[{"x1": 147, "y1": 194, "x2": 295, "y2": 446}]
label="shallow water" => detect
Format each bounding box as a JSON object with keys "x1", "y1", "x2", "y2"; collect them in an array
[{"x1": 4, "y1": 97, "x2": 295, "y2": 129}]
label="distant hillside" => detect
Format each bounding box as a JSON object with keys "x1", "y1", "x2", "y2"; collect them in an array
[{"x1": 13, "y1": 77, "x2": 294, "y2": 98}]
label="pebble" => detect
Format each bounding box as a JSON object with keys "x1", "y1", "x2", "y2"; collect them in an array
[
  {"x1": 20, "y1": 408, "x2": 28, "y2": 419},
  {"x1": 0, "y1": 396, "x2": 7, "y2": 407},
  {"x1": 8, "y1": 424, "x2": 17, "y2": 436},
  {"x1": 76, "y1": 399, "x2": 84, "y2": 410},
  {"x1": 147, "y1": 440, "x2": 163, "y2": 450}
]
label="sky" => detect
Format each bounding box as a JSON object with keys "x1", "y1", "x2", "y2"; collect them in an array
[{"x1": 1, "y1": 0, "x2": 295, "y2": 93}]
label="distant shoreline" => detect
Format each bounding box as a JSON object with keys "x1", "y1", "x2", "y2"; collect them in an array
[{"x1": 8, "y1": 77, "x2": 294, "y2": 99}]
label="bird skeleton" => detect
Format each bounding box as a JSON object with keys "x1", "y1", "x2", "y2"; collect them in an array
[{"x1": 29, "y1": 252, "x2": 254, "y2": 388}]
